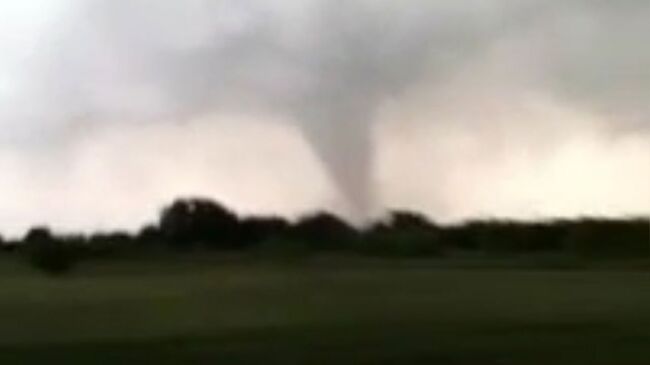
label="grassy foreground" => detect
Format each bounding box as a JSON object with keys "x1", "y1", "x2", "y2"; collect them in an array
[{"x1": 0, "y1": 255, "x2": 649, "y2": 364}]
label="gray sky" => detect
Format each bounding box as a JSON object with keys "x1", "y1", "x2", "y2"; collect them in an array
[{"x1": 0, "y1": 0, "x2": 648, "y2": 235}]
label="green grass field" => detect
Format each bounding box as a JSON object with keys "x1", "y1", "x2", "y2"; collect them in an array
[{"x1": 0, "y1": 255, "x2": 649, "y2": 364}]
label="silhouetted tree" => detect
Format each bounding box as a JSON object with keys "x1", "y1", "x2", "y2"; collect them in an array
[
  {"x1": 239, "y1": 216, "x2": 291, "y2": 246},
  {"x1": 24, "y1": 227, "x2": 52, "y2": 244},
  {"x1": 521, "y1": 222, "x2": 567, "y2": 252},
  {"x1": 388, "y1": 210, "x2": 437, "y2": 232},
  {"x1": 8, "y1": 195, "x2": 650, "y2": 266},
  {"x1": 85, "y1": 231, "x2": 134, "y2": 257},
  {"x1": 436, "y1": 218, "x2": 649, "y2": 258},
  {"x1": 564, "y1": 218, "x2": 649, "y2": 258},
  {"x1": 290, "y1": 212, "x2": 359, "y2": 250},
  {"x1": 136, "y1": 224, "x2": 163, "y2": 246},
  {"x1": 159, "y1": 198, "x2": 241, "y2": 250},
  {"x1": 1, "y1": 240, "x2": 18, "y2": 252},
  {"x1": 24, "y1": 227, "x2": 76, "y2": 275},
  {"x1": 361, "y1": 211, "x2": 443, "y2": 257}
]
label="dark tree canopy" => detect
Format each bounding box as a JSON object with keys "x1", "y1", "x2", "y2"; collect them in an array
[
  {"x1": 24, "y1": 227, "x2": 77, "y2": 275},
  {"x1": 238, "y1": 216, "x2": 291, "y2": 246},
  {"x1": 2, "y1": 197, "x2": 647, "y2": 275},
  {"x1": 290, "y1": 212, "x2": 359, "y2": 249},
  {"x1": 137, "y1": 224, "x2": 163, "y2": 245},
  {"x1": 159, "y1": 198, "x2": 240, "y2": 249},
  {"x1": 24, "y1": 227, "x2": 54, "y2": 244},
  {"x1": 388, "y1": 210, "x2": 438, "y2": 231}
]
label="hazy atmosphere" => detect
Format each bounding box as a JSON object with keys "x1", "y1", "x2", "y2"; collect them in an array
[{"x1": 1, "y1": 0, "x2": 648, "y2": 235}]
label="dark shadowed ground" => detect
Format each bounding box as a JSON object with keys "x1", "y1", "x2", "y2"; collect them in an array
[{"x1": 0, "y1": 255, "x2": 649, "y2": 364}]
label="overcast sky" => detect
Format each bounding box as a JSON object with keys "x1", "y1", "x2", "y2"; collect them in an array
[{"x1": 0, "y1": 0, "x2": 648, "y2": 235}]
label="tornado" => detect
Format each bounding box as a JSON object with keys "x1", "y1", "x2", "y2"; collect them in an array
[{"x1": 1, "y1": 0, "x2": 649, "y2": 234}]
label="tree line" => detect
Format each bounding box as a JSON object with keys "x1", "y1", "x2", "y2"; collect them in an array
[{"x1": 0, "y1": 197, "x2": 648, "y2": 274}]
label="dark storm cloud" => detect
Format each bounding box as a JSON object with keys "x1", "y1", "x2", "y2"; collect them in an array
[{"x1": 0, "y1": 0, "x2": 648, "y2": 233}]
